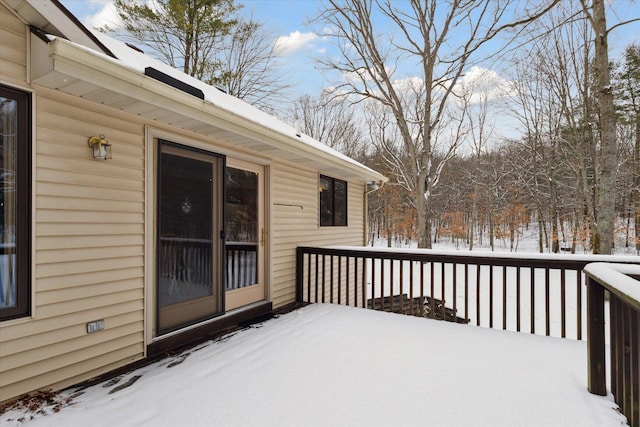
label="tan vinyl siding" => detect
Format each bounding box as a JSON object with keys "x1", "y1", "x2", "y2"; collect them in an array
[
  {"x1": 0, "y1": 4, "x2": 27, "y2": 85},
  {"x1": 271, "y1": 161, "x2": 365, "y2": 308},
  {"x1": 0, "y1": 82, "x2": 146, "y2": 400}
]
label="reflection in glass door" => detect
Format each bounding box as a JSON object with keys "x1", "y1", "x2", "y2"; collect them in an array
[
  {"x1": 157, "y1": 142, "x2": 224, "y2": 334},
  {"x1": 225, "y1": 161, "x2": 264, "y2": 310}
]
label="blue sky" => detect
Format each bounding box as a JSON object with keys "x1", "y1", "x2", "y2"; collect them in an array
[
  {"x1": 59, "y1": 0, "x2": 639, "y2": 144},
  {"x1": 60, "y1": 0, "x2": 640, "y2": 99},
  {"x1": 60, "y1": 0, "x2": 329, "y2": 94},
  {"x1": 61, "y1": 0, "x2": 640, "y2": 94}
]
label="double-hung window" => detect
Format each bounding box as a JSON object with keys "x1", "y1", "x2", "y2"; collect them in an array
[
  {"x1": 319, "y1": 175, "x2": 347, "y2": 226},
  {"x1": 1, "y1": 85, "x2": 31, "y2": 321}
]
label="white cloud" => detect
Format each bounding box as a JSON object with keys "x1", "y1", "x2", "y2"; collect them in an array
[
  {"x1": 392, "y1": 76, "x2": 425, "y2": 92},
  {"x1": 83, "y1": 0, "x2": 122, "y2": 30},
  {"x1": 458, "y1": 66, "x2": 515, "y2": 103},
  {"x1": 275, "y1": 31, "x2": 318, "y2": 54}
]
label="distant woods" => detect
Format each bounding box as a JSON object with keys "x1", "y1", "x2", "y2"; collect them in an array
[{"x1": 359, "y1": 39, "x2": 638, "y2": 254}]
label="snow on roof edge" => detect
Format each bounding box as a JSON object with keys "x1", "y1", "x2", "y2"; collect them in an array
[{"x1": 80, "y1": 30, "x2": 385, "y2": 181}]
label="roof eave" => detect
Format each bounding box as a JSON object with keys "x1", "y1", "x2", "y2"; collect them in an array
[{"x1": 31, "y1": 36, "x2": 387, "y2": 184}]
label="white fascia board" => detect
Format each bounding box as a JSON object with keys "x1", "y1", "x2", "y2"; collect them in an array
[{"x1": 40, "y1": 37, "x2": 387, "y2": 184}]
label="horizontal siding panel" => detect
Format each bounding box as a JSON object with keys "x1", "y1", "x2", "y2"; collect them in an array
[
  {"x1": 36, "y1": 234, "x2": 144, "y2": 250},
  {"x1": 0, "y1": 4, "x2": 26, "y2": 33},
  {"x1": 36, "y1": 289, "x2": 143, "y2": 319},
  {"x1": 36, "y1": 209, "x2": 143, "y2": 224},
  {"x1": 36, "y1": 195, "x2": 144, "y2": 214},
  {"x1": 1, "y1": 344, "x2": 143, "y2": 404},
  {"x1": 1, "y1": 344, "x2": 143, "y2": 403},
  {"x1": 35, "y1": 131, "x2": 145, "y2": 168},
  {"x1": 0, "y1": 60, "x2": 25, "y2": 83},
  {"x1": 1, "y1": 43, "x2": 26, "y2": 67},
  {"x1": 36, "y1": 159, "x2": 144, "y2": 186},
  {"x1": 0, "y1": 27, "x2": 25, "y2": 54},
  {"x1": 35, "y1": 256, "x2": 144, "y2": 278},
  {"x1": 1, "y1": 311, "x2": 142, "y2": 358},
  {"x1": 1, "y1": 322, "x2": 143, "y2": 372},
  {"x1": 37, "y1": 246, "x2": 143, "y2": 264},
  {"x1": 273, "y1": 288, "x2": 295, "y2": 307},
  {"x1": 271, "y1": 222, "x2": 319, "y2": 231},
  {"x1": 36, "y1": 161, "x2": 144, "y2": 191},
  {"x1": 0, "y1": 300, "x2": 142, "y2": 341},
  {"x1": 1, "y1": 334, "x2": 143, "y2": 387},
  {"x1": 36, "y1": 95, "x2": 145, "y2": 142},
  {"x1": 36, "y1": 222, "x2": 144, "y2": 237},
  {"x1": 36, "y1": 278, "x2": 143, "y2": 305},
  {"x1": 37, "y1": 181, "x2": 143, "y2": 202},
  {"x1": 37, "y1": 267, "x2": 144, "y2": 291}
]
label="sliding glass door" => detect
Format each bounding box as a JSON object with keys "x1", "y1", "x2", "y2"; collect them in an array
[{"x1": 157, "y1": 142, "x2": 224, "y2": 334}]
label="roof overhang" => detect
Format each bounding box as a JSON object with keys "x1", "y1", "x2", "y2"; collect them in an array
[
  {"x1": 4, "y1": 0, "x2": 113, "y2": 55},
  {"x1": 30, "y1": 35, "x2": 387, "y2": 184}
]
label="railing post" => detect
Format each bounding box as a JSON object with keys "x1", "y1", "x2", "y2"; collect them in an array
[
  {"x1": 296, "y1": 247, "x2": 304, "y2": 304},
  {"x1": 586, "y1": 276, "x2": 607, "y2": 396}
]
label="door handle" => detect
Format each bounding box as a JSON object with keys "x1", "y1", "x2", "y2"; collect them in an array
[{"x1": 260, "y1": 228, "x2": 265, "y2": 247}]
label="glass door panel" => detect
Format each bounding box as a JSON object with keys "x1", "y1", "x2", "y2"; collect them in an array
[
  {"x1": 225, "y1": 161, "x2": 264, "y2": 310},
  {"x1": 157, "y1": 143, "x2": 223, "y2": 334}
]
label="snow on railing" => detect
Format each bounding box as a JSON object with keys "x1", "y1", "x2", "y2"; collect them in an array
[{"x1": 584, "y1": 262, "x2": 640, "y2": 427}]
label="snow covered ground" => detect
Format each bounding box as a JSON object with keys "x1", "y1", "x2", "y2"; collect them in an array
[{"x1": 0, "y1": 304, "x2": 627, "y2": 427}]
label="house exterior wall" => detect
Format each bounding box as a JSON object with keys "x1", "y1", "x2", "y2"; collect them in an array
[
  {"x1": 1, "y1": 5, "x2": 147, "y2": 401},
  {"x1": 271, "y1": 161, "x2": 365, "y2": 308},
  {"x1": 0, "y1": 4, "x2": 368, "y2": 402}
]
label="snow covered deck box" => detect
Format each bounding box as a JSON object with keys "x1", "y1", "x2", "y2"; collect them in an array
[{"x1": 0, "y1": 0, "x2": 385, "y2": 402}]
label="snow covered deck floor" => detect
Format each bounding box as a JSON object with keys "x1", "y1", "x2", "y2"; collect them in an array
[{"x1": 1, "y1": 304, "x2": 626, "y2": 427}]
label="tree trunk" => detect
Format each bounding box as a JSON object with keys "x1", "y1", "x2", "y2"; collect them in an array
[
  {"x1": 635, "y1": 115, "x2": 640, "y2": 253},
  {"x1": 489, "y1": 214, "x2": 495, "y2": 251},
  {"x1": 551, "y1": 185, "x2": 560, "y2": 253},
  {"x1": 591, "y1": 0, "x2": 617, "y2": 254},
  {"x1": 417, "y1": 172, "x2": 432, "y2": 248}
]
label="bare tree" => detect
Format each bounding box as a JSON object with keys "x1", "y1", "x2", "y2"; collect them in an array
[
  {"x1": 615, "y1": 44, "x2": 640, "y2": 253},
  {"x1": 105, "y1": 0, "x2": 289, "y2": 111},
  {"x1": 106, "y1": 0, "x2": 239, "y2": 79},
  {"x1": 290, "y1": 89, "x2": 366, "y2": 161},
  {"x1": 216, "y1": 19, "x2": 292, "y2": 112},
  {"x1": 313, "y1": 0, "x2": 558, "y2": 248},
  {"x1": 578, "y1": 0, "x2": 614, "y2": 254},
  {"x1": 578, "y1": 0, "x2": 640, "y2": 253},
  {"x1": 460, "y1": 72, "x2": 496, "y2": 250}
]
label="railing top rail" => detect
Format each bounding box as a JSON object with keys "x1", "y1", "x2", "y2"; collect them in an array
[
  {"x1": 298, "y1": 246, "x2": 640, "y2": 269},
  {"x1": 584, "y1": 262, "x2": 640, "y2": 311}
]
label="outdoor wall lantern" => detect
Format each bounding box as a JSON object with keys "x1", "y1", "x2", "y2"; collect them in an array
[{"x1": 88, "y1": 134, "x2": 112, "y2": 160}]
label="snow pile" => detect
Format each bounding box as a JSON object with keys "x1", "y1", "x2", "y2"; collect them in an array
[{"x1": 0, "y1": 304, "x2": 626, "y2": 427}]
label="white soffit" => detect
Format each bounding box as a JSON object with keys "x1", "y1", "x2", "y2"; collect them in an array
[{"x1": 29, "y1": 36, "x2": 387, "y2": 184}]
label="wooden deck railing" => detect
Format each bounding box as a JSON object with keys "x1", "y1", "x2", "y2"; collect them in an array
[
  {"x1": 226, "y1": 242, "x2": 257, "y2": 290},
  {"x1": 296, "y1": 246, "x2": 638, "y2": 340},
  {"x1": 585, "y1": 263, "x2": 640, "y2": 427},
  {"x1": 158, "y1": 237, "x2": 257, "y2": 292}
]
